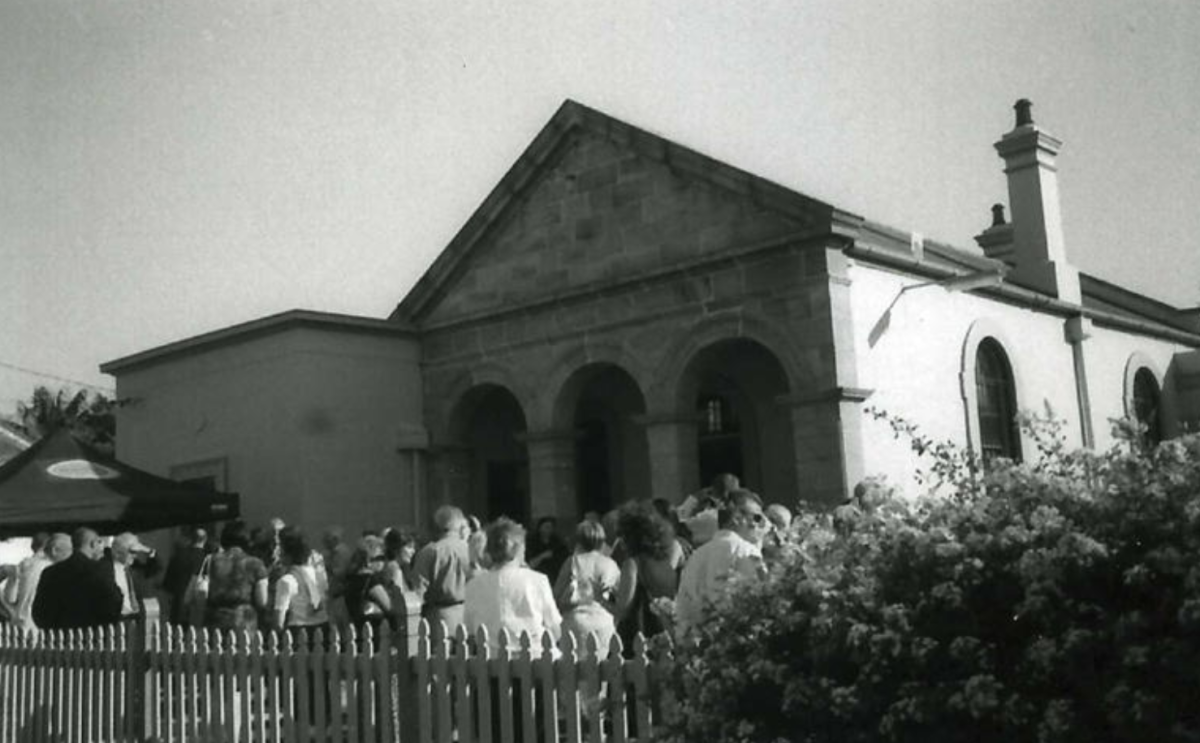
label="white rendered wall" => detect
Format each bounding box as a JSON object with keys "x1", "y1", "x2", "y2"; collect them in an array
[
  {"x1": 848, "y1": 262, "x2": 1081, "y2": 495},
  {"x1": 111, "y1": 327, "x2": 424, "y2": 535},
  {"x1": 848, "y1": 262, "x2": 1193, "y2": 495},
  {"x1": 1081, "y1": 326, "x2": 1189, "y2": 450}
]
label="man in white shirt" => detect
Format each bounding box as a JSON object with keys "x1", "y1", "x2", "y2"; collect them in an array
[
  {"x1": 7, "y1": 533, "x2": 67, "y2": 632},
  {"x1": 675, "y1": 489, "x2": 770, "y2": 638}
]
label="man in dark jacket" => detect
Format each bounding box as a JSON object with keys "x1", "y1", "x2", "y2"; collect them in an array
[
  {"x1": 97, "y1": 532, "x2": 158, "y2": 621},
  {"x1": 32, "y1": 527, "x2": 122, "y2": 630}
]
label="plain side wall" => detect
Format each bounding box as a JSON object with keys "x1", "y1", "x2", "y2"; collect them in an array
[
  {"x1": 111, "y1": 327, "x2": 424, "y2": 535},
  {"x1": 849, "y1": 262, "x2": 1081, "y2": 494},
  {"x1": 1081, "y1": 325, "x2": 1189, "y2": 450},
  {"x1": 848, "y1": 262, "x2": 1192, "y2": 495}
]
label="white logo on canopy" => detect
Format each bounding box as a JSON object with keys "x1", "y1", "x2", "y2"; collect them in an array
[{"x1": 46, "y1": 460, "x2": 120, "y2": 480}]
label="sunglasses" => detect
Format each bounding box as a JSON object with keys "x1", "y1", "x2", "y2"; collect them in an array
[{"x1": 746, "y1": 512, "x2": 768, "y2": 525}]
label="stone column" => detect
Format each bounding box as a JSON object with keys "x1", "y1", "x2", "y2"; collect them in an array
[
  {"x1": 638, "y1": 414, "x2": 700, "y2": 501},
  {"x1": 522, "y1": 429, "x2": 577, "y2": 519},
  {"x1": 785, "y1": 387, "x2": 872, "y2": 508}
]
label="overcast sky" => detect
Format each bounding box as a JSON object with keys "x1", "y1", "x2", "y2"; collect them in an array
[{"x1": 2, "y1": 0, "x2": 1198, "y2": 415}]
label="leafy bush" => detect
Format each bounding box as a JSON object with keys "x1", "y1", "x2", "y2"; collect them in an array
[{"x1": 657, "y1": 415, "x2": 1200, "y2": 743}]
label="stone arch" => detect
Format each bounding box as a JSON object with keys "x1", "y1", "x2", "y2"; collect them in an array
[
  {"x1": 960, "y1": 318, "x2": 1029, "y2": 460},
  {"x1": 548, "y1": 360, "x2": 651, "y2": 514},
  {"x1": 443, "y1": 381, "x2": 531, "y2": 524},
  {"x1": 431, "y1": 361, "x2": 534, "y2": 444},
  {"x1": 648, "y1": 312, "x2": 812, "y2": 415},
  {"x1": 535, "y1": 341, "x2": 652, "y2": 430},
  {"x1": 648, "y1": 312, "x2": 803, "y2": 499}
]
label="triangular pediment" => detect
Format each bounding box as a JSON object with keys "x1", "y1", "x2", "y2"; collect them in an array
[{"x1": 394, "y1": 101, "x2": 848, "y2": 326}]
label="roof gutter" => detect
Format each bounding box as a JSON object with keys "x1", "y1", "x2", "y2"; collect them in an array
[{"x1": 846, "y1": 243, "x2": 1200, "y2": 347}]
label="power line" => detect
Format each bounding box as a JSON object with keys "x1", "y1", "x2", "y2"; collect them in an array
[{"x1": 0, "y1": 359, "x2": 114, "y2": 395}]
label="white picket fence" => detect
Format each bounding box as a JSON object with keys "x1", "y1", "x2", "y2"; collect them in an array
[{"x1": 0, "y1": 616, "x2": 674, "y2": 743}]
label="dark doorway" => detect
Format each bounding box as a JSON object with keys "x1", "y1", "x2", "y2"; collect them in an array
[
  {"x1": 680, "y1": 339, "x2": 796, "y2": 498},
  {"x1": 697, "y1": 393, "x2": 744, "y2": 485},
  {"x1": 575, "y1": 419, "x2": 612, "y2": 516},
  {"x1": 485, "y1": 460, "x2": 529, "y2": 524},
  {"x1": 455, "y1": 385, "x2": 529, "y2": 521},
  {"x1": 558, "y1": 364, "x2": 650, "y2": 517}
]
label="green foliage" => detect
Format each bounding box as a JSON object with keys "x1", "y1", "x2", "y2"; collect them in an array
[
  {"x1": 17, "y1": 385, "x2": 115, "y2": 452},
  {"x1": 658, "y1": 415, "x2": 1200, "y2": 743}
]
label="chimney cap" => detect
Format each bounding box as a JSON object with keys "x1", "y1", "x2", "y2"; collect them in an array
[
  {"x1": 991, "y1": 203, "x2": 1007, "y2": 227},
  {"x1": 1014, "y1": 99, "x2": 1034, "y2": 127}
]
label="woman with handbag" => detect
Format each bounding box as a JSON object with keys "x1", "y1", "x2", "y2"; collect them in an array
[
  {"x1": 196, "y1": 521, "x2": 269, "y2": 631},
  {"x1": 553, "y1": 520, "x2": 620, "y2": 657}
]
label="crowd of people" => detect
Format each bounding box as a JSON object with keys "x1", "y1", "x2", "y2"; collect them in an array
[{"x1": 0, "y1": 473, "x2": 794, "y2": 658}]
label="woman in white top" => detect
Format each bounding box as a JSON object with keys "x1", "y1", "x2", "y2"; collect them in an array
[
  {"x1": 464, "y1": 518, "x2": 561, "y2": 657},
  {"x1": 273, "y1": 526, "x2": 330, "y2": 639},
  {"x1": 554, "y1": 520, "x2": 620, "y2": 657}
]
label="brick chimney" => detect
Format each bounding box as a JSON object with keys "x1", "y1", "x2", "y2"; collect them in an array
[{"x1": 990, "y1": 99, "x2": 1080, "y2": 302}]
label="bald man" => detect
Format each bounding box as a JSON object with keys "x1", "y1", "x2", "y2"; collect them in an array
[
  {"x1": 98, "y1": 532, "x2": 154, "y2": 620},
  {"x1": 33, "y1": 527, "x2": 122, "y2": 630}
]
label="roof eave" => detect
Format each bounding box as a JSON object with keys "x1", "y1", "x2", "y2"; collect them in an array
[{"x1": 100, "y1": 309, "x2": 416, "y2": 376}]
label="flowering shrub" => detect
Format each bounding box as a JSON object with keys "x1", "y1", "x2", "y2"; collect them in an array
[{"x1": 657, "y1": 416, "x2": 1200, "y2": 743}]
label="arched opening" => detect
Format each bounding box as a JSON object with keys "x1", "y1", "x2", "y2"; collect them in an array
[
  {"x1": 450, "y1": 385, "x2": 530, "y2": 523},
  {"x1": 1132, "y1": 367, "x2": 1163, "y2": 447},
  {"x1": 677, "y1": 339, "x2": 796, "y2": 497},
  {"x1": 975, "y1": 338, "x2": 1021, "y2": 463},
  {"x1": 554, "y1": 363, "x2": 650, "y2": 517}
]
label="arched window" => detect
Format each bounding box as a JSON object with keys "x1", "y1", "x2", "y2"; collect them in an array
[
  {"x1": 975, "y1": 338, "x2": 1021, "y2": 462},
  {"x1": 1132, "y1": 367, "x2": 1163, "y2": 447}
]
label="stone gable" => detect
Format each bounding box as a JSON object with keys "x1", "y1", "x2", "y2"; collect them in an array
[{"x1": 423, "y1": 130, "x2": 813, "y2": 325}]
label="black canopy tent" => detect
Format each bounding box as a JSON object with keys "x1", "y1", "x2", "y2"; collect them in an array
[{"x1": 0, "y1": 428, "x2": 238, "y2": 537}]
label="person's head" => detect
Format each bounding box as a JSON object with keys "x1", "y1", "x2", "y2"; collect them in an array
[
  {"x1": 278, "y1": 525, "x2": 311, "y2": 566},
  {"x1": 220, "y1": 520, "x2": 251, "y2": 552},
  {"x1": 72, "y1": 527, "x2": 104, "y2": 560},
  {"x1": 574, "y1": 520, "x2": 606, "y2": 553},
  {"x1": 384, "y1": 528, "x2": 419, "y2": 565},
  {"x1": 248, "y1": 526, "x2": 273, "y2": 561},
  {"x1": 322, "y1": 526, "x2": 344, "y2": 551},
  {"x1": 534, "y1": 516, "x2": 558, "y2": 542},
  {"x1": 601, "y1": 509, "x2": 621, "y2": 546},
  {"x1": 618, "y1": 501, "x2": 674, "y2": 560},
  {"x1": 349, "y1": 535, "x2": 386, "y2": 574},
  {"x1": 484, "y1": 518, "x2": 525, "y2": 567},
  {"x1": 718, "y1": 489, "x2": 769, "y2": 545},
  {"x1": 47, "y1": 533, "x2": 72, "y2": 562},
  {"x1": 711, "y1": 473, "x2": 740, "y2": 499},
  {"x1": 432, "y1": 505, "x2": 467, "y2": 539},
  {"x1": 111, "y1": 532, "x2": 142, "y2": 565},
  {"x1": 269, "y1": 517, "x2": 285, "y2": 534},
  {"x1": 466, "y1": 515, "x2": 482, "y2": 534},
  {"x1": 582, "y1": 510, "x2": 601, "y2": 525},
  {"x1": 30, "y1": 532, "x2": 49, "y2": 555},
  {"x1": 765, "y1": 504, "x2": 793, "y2": 532}
]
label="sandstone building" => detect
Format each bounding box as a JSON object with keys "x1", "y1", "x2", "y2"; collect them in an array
[{"x1": 101, "y1": 100, "x2": 1200, "y2": 532}]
